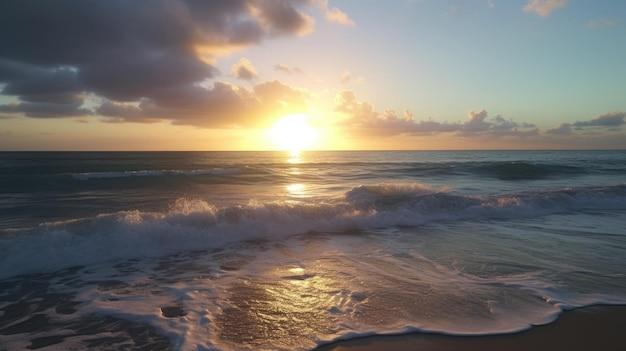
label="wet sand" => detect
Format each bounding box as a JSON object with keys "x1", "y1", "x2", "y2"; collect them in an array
[{"x1": 316, "y1": 305, "x2": 626, "y2": 351}]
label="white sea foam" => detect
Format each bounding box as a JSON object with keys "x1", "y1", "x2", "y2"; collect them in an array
[
  {"x1": 1, "y1": 183, "x2": 625, "y2": 279},
  {"x1": 2, "y1": 195, "x2": 626, "y2": 351}
]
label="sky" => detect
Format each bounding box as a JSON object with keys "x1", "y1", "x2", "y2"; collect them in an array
[{"x1": 0, "y1": 0, "x2": 625, "y2": 150}]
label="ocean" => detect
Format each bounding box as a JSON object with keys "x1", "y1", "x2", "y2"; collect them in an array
[{"x1": 1, "y1": 150, "x2": 626, "y2": 350}]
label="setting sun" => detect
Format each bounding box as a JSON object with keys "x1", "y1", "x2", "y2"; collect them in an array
[{"x1": 269, "y1": 114, "x2": 318, "y2": 153}]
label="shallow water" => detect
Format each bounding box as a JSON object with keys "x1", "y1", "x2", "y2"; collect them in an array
[{"x1": 1, "y1": 151, "x2": 625, "y2": 350}]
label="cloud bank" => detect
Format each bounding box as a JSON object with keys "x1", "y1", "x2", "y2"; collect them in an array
[
  {"x1": 335, "y1": 91, "x2": 539, "y2": 138},
  {"x1": 93, "y1": 80, "x2": 309, "y2": 127},
  {"x1": 547, "y1": 112, "x2": 626, "y2": 135},
  {"x1": 0, "y1": 0, "x2": 348, "y2": 127},
  {"x1": 336, "y1": 91, "x2": 625, "y2": 143}
]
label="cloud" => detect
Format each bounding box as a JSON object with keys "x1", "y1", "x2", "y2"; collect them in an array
[
  {"x1": 273, "y1": 64, "x2": 303, "y2": 75},
  {"x1": 317, "y1": 0, "x2": 355, "y2": 26},
  {"x1": 523, "y1": 0, "x2": 568, "y2": 17},
  {"x1": 586, "y1": 18, "x2": 618, "y2": 29},
  {"x1": 572, "y1": 112, "x2": 625, "y2": 128},
  {"x1": 0, "y1": 100, "x2": 90, "y2": 118},
  {"x1": 232, "y1": 58, "x2": 258, "y2": 80},
  {"x1": 546, "y1": 123, "x2": 573, "y2": 135},
  {"x1": 547, "y1": 112, "x2": 626, "y2": 135},
  {"x1": 459, "y1": 111, "x2": 539, "y2": 137},
  {"x1": 340, "y1": 72, "x2": 352, "y2": 85},
  {"x1": 0, "y1": 0, "x2": 329, "y2": 124},
  {"x1": 96, "y1": 80, "x2": 308, "y2": 128},
  {"x1": 335, "y1": 91, "x2": 538, "y2": 137},
  {"x1": 340, "y1": 71, "x2": 363, "y2": 85},
  {"x1": 254, "y1": 0, "x2": 314, "y2": 36},
  {"x1": 338, "y1": 92, "x2": 625, "y2": 141}
]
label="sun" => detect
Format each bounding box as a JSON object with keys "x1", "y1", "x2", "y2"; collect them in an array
[{"x1": 269, "y1": 114, "x2": 318, "y2": 154}]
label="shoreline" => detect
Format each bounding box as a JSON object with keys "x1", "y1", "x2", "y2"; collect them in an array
[{"x1": 315, "y1": 305, "x2": 626, "y2": 351}]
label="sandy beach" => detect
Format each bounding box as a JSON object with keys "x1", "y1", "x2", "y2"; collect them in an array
[{"x1": 317, "y1": 305, "x2": 626, "y2": 351}]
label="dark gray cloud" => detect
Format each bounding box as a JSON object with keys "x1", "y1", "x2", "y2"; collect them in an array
[
  {"x1": 97, "y1": 80, "x2": 308, "y2": 127},
  {"x1": 336, "y1": 91, "x2": 538, "y2": 138},
  {"x1": 572, "y1": 112, "x2": 625, "y2": 128},
  {"x1": 547, "y1": 112, "x2": 626, "y2": 135},
  {"x1": 0, "y1": 0, "x2": 323, "y2": 125},
  {"x1": 0, "y1": 100, "x2": 91, "y2": 118},
  {"x1": 546, "y1": 123, "x2": 573, "y2": 135},
  {"x1": 0, "y1": 60, "x2": 84, "y2": 111},
  {"x1": 254, "y1": 0, "x2": 314, "y2": 35}
]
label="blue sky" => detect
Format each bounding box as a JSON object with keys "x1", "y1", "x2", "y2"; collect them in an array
[{"x1": 235, "y1": 0, "x2": 626, "y2": 125}]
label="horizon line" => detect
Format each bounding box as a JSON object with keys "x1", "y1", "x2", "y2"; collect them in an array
[{"x1": 1, "y1": 148, "x2": 625, "y2": 152}]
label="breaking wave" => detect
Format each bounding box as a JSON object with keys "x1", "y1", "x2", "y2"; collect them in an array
[{"x1": 1, "y1": 183, "x2": 625, "y2": 279}]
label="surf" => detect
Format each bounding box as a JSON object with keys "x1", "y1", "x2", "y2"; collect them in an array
[{"x1": 2, "y1": 183, "x2": 625, "y2": 279}]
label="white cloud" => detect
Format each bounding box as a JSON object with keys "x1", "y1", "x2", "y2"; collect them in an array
[
  {"x1": 523, "y1": 0, "x2": 568, "y2": 17},
  {"x1": 317, "y1": 0, "x2": 355, "y2": 26}
]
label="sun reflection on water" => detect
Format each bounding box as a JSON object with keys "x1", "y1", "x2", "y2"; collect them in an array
[
  {"x1": 286, "y1": 183, "x2": 306, "y2": 197},
  {"x1": 217, "y1": 263, "x2": 348, "y2": 349},
  {"x1": 287, "y1": 153, "x2": 302, "y2": 164}
]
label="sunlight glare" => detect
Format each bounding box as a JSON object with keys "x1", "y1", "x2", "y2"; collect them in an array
[
  {"x1": 286, "y1": 183, "x2": 306, "y2": 196},
  {"x1": 269, "y1": 114, "x2": 318, "y2": 154}
]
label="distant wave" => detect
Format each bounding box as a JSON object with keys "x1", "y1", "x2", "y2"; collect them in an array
[
  {"x1": 395, "y1": 161, "x2": 586, "y2": 180},
  {"x1": 1, "y1": 183, "x2": 625, "y2": 279},
  {"x1": 67, "y1": 161, "x2": 600, "y2": 182},
  {"x1": 72, "y1": 167, "x2": 246, "y2": 180},
  {"x1": 471, "y1": 162, "x2": 584, "y2": 180}
]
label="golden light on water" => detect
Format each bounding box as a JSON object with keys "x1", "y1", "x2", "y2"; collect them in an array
[
  {"x1": 286, "y1": 183, "x2": 306, "y2": 197},
  {"x1": 288, "y1": 267, "x2": 305, "y2": 274},
  {"x1": 287, "y1": 152, "x2": 303, "y2": 164},
  {"x1": 269, "y1": 114, "x2": 318, "y2": 154}
]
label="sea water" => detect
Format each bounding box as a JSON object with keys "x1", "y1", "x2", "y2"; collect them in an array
[{"x1": 1, "y1": 150, "x2": 625, "y2": 350}]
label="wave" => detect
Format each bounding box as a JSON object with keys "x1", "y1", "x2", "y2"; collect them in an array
[
  {"x1": 395, "y1": 161, "x2": 586, "y2": 180},
  {"x1": 1, "y1": 183, "x2": 625, "y2": 279},
  {"x1": 471, "y1": 162, "x2": 584, "y2": 180},
  {"x1": 67, "y1": 161, "x2": 590, "y2": 181},
  {"x1": 72, "y1": 167, "x2": 245, "y2": 179}
]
